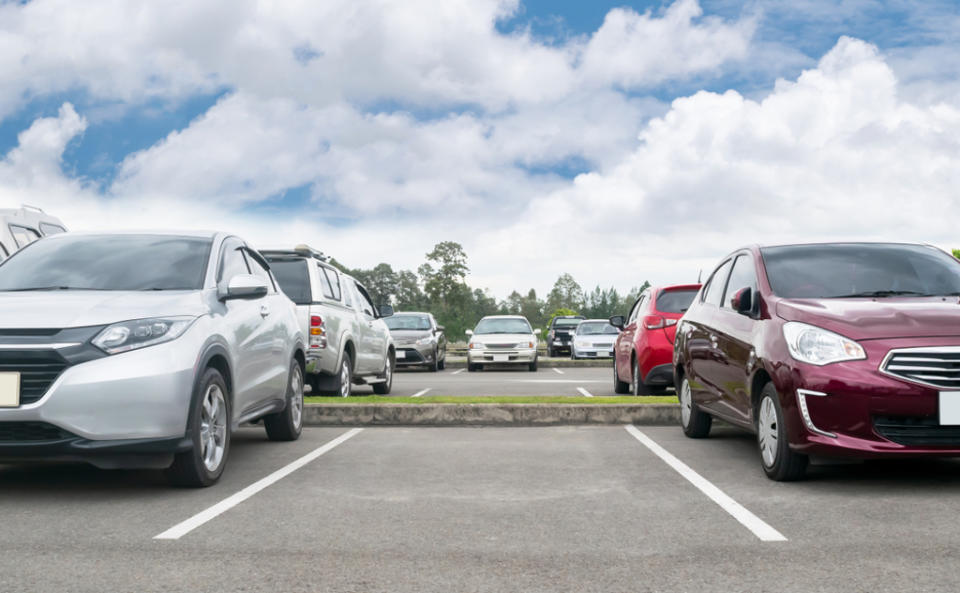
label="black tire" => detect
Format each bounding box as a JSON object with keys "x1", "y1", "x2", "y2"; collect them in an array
[
  {"x1": 679, "y1": 376, "x2": 712, "y2": 438},
  {"x1": 264, "y1": 358, "x2": 304, "y2": 442},
  {"x1": 632, "y1": 357, "x2": 653, "y2": 396},
  {"x1": 613, "y1": 361, "x2": 630, "y2": 394},
  {"x1": 333, "y1": 355, "x2": 353, "y2": 398},
  {"x1": 166, "y1": 367, "x2": 231, "y2": 488},
  {"x1": 468, "y1": 362, "x2": 478, "y2": 372},
  {"x1": 306, "y1": 374, "x2": 321, "y2": 396},
  {"x1": 373, "y1": 354, "x2": 394, "y2": 394},
  {"x1": 430, "y1": 349, "x2": 440, "y2": 372},
  {"x1": 438, "y1": 355, "x2": 445, "y2": 371},
  {"x1": 528, "y1": 358, "x2": 538, "y2": 372},
  {"x1": 757, "y1": 382, "x2": 808, "y2": 481}
]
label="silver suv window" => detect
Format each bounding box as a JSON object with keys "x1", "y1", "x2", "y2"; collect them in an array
[
  {"x1": 317, "y1": 264, "x2": 337, "y2": 300},
  {"x1": 321, "y1": 266, "x2": 341, "y2": 301},
  {"x1": 9, "y1": 225, "x2": 40, "y2": 248},
  {"x1": 218, "y1": 239, "x2": 249, "y2": 282}
]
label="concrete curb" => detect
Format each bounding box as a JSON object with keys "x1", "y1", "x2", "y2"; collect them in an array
[{"x1": 304, "y1": 403, "x2": 680, "y2": 426}]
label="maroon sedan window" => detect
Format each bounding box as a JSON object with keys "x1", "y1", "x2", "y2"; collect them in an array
[
  {"x1": 761, "y1": 243, "x2": 960, "y2": 299},
  {"x1": 655, "y1": 289, "x2": 698, "y2": 313},
  {"x1": 703, "y1": 260, "x2": 732, "y2": 306},
  {"x1": 722, "y1": 255, "x2": 758, "y2": 309}
]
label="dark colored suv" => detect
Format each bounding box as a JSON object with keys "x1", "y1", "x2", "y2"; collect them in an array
[
  {"x1": 546, "y1": 315, "x2": 585, "y2": 357},
  {"x1": 674, "y1": 242, "x2": 960, "y2": 481}
]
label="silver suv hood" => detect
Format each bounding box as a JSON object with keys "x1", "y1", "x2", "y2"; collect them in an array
[{"x1": 0, "y1": 291, "x2": 209, "y2": 329}]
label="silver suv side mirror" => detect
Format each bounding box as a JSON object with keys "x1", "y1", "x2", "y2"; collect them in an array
[{"x1": 219, "y1": 274, "x2": 269, "y2": 301}]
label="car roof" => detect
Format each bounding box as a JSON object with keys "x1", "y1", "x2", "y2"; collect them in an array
[
  {"x1": 579, "y1": 319, "x2": 612, "y2": 324},
  {"x1": 480, "y1": 315, "x2": 528, "y2": 320},
  {"x1": 393, "y1": 311, "x2": 431, "y2": 316},
  {"x1": 40, "y1": 229, "x2": 221, "y2": 240}
]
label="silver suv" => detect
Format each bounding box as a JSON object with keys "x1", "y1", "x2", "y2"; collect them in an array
[
  {"x1": 263, "y1": 246, "x2": 395, "y2": 397},
  {"x1": 0, "y1": 205, "x2": 67, "y2": 262},
  {"x1": 0, "y1": 232, "x2": 306, "y2": 487}
]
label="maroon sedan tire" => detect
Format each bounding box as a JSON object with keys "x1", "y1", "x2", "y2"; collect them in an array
[
  {"x1": 679, "y1": 376, "x2": 711, "y2": 438},
  {"x1": 757, "y1": 383, "x2": 808, "y2": 481}
]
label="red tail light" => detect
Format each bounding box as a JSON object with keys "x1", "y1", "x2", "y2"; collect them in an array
[
  {"x1": 311, "y1": 316, "x2": 323, "y2": 327},
  {"x1": 644, "y1": 315, "x2": 678, "y2": 330}
]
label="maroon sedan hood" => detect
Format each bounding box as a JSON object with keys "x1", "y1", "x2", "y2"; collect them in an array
[{"x1": 775, "y1": 297, "x2": 960, "y2": 341}]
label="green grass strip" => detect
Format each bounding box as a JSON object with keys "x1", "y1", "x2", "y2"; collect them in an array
[{"x1": 305, "y1": 395, "x2": 678, "y2": 405}]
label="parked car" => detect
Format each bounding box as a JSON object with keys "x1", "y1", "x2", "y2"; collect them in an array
[
  {"x1": 466, "y1": 315, "x2": 540, "y2": 372},
  {"x1": 0, "y1": 205, "x2": 67, "y2": 262},
  {"x1": 570, "y1": 319, "x2": 618, "y2": 359},
  {"x1": 610, "y1": 284, "x2": 701, "y2": 395},
  {"x1": 674, "y1": 242, "x2": 960, "y2": 481},
  {"x1": 262, "y1": 246, "x2": 395, "y2": 397},
  {"x1": 0, "y1": 231, "x2": 305, "y2": 487},
  {"x1": 385, "y1": 312, "x2": 447, "y2": 371},
  {"x1": 546, "y1": 315, "x2": 585, "y2": 357}
]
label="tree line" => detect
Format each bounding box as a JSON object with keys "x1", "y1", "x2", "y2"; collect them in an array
[{"x1": 330, "y1": 241, "x2": 649, "y2": 341}]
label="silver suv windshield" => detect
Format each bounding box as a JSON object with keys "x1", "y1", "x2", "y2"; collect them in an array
[
  {"x1": 474, "y1": 318, "x2": 532, "y2": 335},
  {"x1": 0, "y1": 235, "x2": 212, "y2": 291}
]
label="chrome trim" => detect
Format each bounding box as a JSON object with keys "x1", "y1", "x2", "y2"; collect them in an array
[
  {"x1": 796, "y1": 389, "x2": 836, "y2": 438},
  {"x1": 880, "y1": 346, "x2": 960, "y2": 390},
  {"x1": 0, "y1": 343, "x2": 81, "y2": 350}
]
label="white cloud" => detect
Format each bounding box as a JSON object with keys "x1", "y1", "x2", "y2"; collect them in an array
[{"x1": 2, "y1": 1, "x2": 960, "y2": 300}]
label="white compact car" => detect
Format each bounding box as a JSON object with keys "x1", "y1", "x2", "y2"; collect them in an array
[
  {"x1": 570, "y1": 319, "x2": 618, "y2": 359},
  {"x1": 466, "y1": 315, "x2": 540, "y2": 372}
]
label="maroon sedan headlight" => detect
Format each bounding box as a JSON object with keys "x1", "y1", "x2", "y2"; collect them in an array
[{"x1": 782, "y1": 321, "x2": 866, "y2": 366}]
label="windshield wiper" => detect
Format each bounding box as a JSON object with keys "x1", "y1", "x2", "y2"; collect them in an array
[
  {"x1": 833, "y1": 290, "x2": 930, "y2": 298},
  {"x1": 1, "y1": 286, "x2": 97, "y2": 292}
]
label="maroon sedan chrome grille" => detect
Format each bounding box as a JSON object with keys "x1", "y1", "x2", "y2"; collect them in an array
[{"x1": 882, "y1": 349, "x2": 960, "y2": 388}]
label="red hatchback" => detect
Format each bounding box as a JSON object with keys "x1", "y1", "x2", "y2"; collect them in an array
[
  {"x1": 610, "y1": 284, "x2": 701, "y2": 395},
  {"x1": 675, "y1": 242, "x2": 960, "y2": 481}
]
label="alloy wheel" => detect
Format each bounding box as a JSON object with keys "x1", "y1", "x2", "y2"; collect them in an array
[
  {"x1": 199, "y1": 384, "x2": 227, "y2": 472},
  {"x1": 758, "y1": 396, "x2": 778, "y2": 467},
  {"x1": 680, "y1": 379, "x2": 692, "y2": 427},
  {"x1": 340, "y1": 359, "x2": 352, "y2": 398},
  {"x1": 290, "y1": 365, "x2": 304, "y2": 429}
]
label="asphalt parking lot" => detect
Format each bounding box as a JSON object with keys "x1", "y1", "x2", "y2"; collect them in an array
[
  {"x1": 362, "y1": 364, "x2": 624, "y2": 397},
  {"x1": 4, "y1": 424, "x2": 960, "y2": 592}
]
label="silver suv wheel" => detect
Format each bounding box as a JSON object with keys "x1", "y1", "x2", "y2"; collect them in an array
[{"x1": 200, "y1": 384, "x2": 227, "y2": 472}]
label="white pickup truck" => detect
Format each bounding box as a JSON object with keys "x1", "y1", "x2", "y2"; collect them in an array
[
  {"x1": 0, "y1": 205, "x2": 68, "y2": 262},
  {"x1": 262, "y1": 246, "x2": 395, "y2": 397}
]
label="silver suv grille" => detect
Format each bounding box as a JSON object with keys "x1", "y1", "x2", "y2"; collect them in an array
[{"x1": 882, "y1": 348, "x2": 960, "y2": 388}]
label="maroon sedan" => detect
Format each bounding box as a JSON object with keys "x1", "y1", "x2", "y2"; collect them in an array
[{"x1": 674, "y1": 242, "x2": 960, "y2": 481}]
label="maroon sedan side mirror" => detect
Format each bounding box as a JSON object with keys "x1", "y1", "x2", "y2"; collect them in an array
[{"x1": 731, "y1": 287, "x2": 754, "y2": 316}]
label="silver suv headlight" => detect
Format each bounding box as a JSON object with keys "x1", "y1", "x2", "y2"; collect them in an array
[
  {"x1": 416, "y1": 336, "x2": 436, "y2": 346},
  {"x1": 782, "y1": 321, "x2": 865, "y2": 366},
  {"x1": 93, "y1": 316, "x2": 197, "y2": 355}
]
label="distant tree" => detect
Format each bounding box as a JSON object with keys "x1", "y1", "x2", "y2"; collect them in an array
[
  {"x1": 394, "y1": 270, "x2": 425, "y2": 310},
  {"x1": 420, "y1": 241, "x2": 469, "y2": 303},
  {"x1": 546, "y1": 273, "x2": 584, "y2": 312},
  {"x1": 355, "y1": 263, "x2": 398, "y2": 305},
  {"x1": 544, "y1": 307, "x2": 581, "y2": 335},
  {"x1": 953, "y1": 249, "x2": 960, "y2": 260}
]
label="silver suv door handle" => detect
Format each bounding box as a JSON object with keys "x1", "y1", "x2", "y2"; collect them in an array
[{"x1": 260, "y1": 305, "x2": 270, "y2": 318}]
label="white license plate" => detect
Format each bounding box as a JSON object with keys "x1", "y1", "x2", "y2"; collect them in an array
[
  {"x1": 396, "y1": 350, "x2": 406, "y2": 359},
  {"x1": 493, "y1": 354, "x2": 509, "y2": 363},
  {"x1": 0, "y1": 372, "x2": 20, "y2": 407},
  {"x1": 940, "y1": 391, "x2": 960, "y2": 425}
]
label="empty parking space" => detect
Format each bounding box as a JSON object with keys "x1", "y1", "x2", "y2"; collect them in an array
[
  {"x1": 380, "y1": 365, "x2": 619, "y2": 397},
  {"x1": 5, "y1": 424, "x2": 960, "y2": 592}
]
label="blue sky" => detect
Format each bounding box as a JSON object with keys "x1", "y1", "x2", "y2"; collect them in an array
[{"x1": 1, "y1": 0, "x2": 959, "y2": 296}]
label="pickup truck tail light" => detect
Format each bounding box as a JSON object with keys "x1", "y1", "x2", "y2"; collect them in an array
[
  {"x1": 643, "y1": 315, "x2": 678, "y2": 330},
  {"x1": 310, "y1": 315, "x2": 327, "y2": 349}
]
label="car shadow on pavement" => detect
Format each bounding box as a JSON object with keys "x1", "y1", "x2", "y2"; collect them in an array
[
  {"x1": 0, "y1": 430, "x2": 276, "y2": 493},
  {"x1": 702, "y1": 424, "x2": 960, "y2": 487}
]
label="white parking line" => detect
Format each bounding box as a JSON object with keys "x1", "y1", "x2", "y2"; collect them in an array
[
  {"x1": 154, "y1": 428, "x2": 364, "y2": 540},
  {"x1": 552, "y1": 368, "x2": 565, "y2": 375},
  {"x1": 412, "y1": 388, "x2": 431, "y2": 398},
  {"x1": 451, "y1": 369, "x2": 465, "y2": 375},
  {"x1": 509, "y1": 379, "x2": 607, "y2": 384},
  {"x1": 623, "y1": 426, "x2": 787, "y2": 543},
  {"x1": 576, "y1": 387, "x2": 594, "y2": 397}
]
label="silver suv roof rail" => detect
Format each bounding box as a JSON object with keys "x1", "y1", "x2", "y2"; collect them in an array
[
  {"x1": 261, "y1": 245, "x2": 330, "y2": 262},
  {"x1": 20, "y1": 204, "x2": 45, "y2": 213}
]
